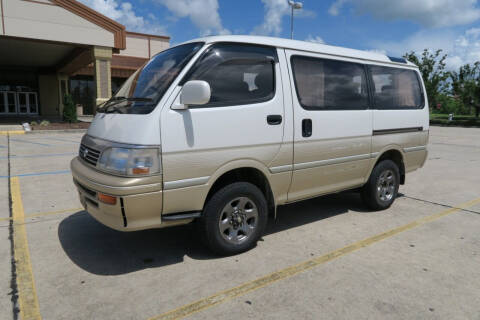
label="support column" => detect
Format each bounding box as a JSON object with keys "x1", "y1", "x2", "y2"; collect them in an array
[
  {"x1": 92, "y1": 46, "x2": 112, "y2": 107},
  {"x1": 57, "y1": 73, "x2": 69, "y2": 116}
]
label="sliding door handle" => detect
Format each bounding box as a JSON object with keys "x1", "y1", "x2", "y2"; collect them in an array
[
  {"x1": 302, "y1": 119, "x2": 312, "y2": 137},
  {"x1": 267, "y1": 114, "x2": 282, "y2": 125}
]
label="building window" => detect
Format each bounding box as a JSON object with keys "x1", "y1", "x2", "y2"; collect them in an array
[{"x1": 69, "y1": 75, "x2": 95, "y2": 115}]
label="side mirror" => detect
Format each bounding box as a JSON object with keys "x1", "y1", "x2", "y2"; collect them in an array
[{"x1": 172, "y1": 80, "x2": 211, "y2": 110}]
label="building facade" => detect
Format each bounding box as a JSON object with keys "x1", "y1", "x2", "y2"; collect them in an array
[{"x1": 0, "y1": 0, "x2": 169, "y2": 117}]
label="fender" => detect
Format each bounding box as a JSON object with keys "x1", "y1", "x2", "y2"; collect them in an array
[
  {"x1": 366, "y1": 145, "x2": 406, "y2": 182},
  {"x1": 205, "y1": 159, "x2": 279, "y2": 215}
]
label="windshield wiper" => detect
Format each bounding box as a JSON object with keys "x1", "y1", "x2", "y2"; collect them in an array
[
  {"x1": 110, "y1": 96, "x2": 153, "y2": 102},
  {"x1": 98, "y1": 97, "x2": 153, "y2": 112}
]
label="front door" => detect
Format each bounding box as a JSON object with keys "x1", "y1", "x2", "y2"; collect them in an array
[
  {"x1": 161, "y1": 43, "x2": 285, "y2": 213},
  {"x1": 285, "y1": 50, "x2": 373, "y2": 202}
]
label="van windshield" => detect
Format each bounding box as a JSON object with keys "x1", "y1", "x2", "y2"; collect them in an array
[{"x1": 98, "y1": 42, "x2": 204, "y2": 114}]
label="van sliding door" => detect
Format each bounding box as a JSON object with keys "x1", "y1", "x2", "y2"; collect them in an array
[{"x1": 285, "y1": 50, "x2": 373, "y2": 202}]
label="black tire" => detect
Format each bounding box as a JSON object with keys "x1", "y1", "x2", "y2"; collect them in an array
[
  {"x1": 361, "y1": 160, "x2": 400, "y2": 211},
  {"x1": 198, "y1": 182, "x2": 268, "y2": 256}
]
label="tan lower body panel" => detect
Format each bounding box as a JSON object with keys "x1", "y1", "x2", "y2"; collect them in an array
[
  {"x1": 404, "y1": 149, "x2": 428, "y2": 173},
  {"x1": 288, "y1": 135, "x2": 371, "y2": 202},
  {"x1": 70, "y1": 157, "x2": 179, "y2": 231},
  {"x1": 162, "y1": 171, "x2": 292, "y2": 215},
  {"x1": 288, "y1": 159, "x2": 370, "y2": 202},
  {"x1": 372, "y1": 131, "x2": 427, "y2": 154},
  {"x1": 371, "y1": 130, "x2": 429, "y2": 174}
]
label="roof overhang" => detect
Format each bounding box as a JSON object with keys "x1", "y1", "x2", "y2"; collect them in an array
[{"x1": 50, "y1": 0, "x2": 126, "y2": 50}]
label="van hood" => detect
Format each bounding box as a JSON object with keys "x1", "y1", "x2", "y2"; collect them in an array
[{"x1": 87, "y1": 113, "x2": 161, "y2": 145}]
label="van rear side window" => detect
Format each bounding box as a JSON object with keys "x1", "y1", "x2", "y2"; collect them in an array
[
  {"x1": 370, "y1": 66, "x2": 423, "y2": 109},
  {"x1": 290, "y1": 56, "x2": 369, "y2": 110}
]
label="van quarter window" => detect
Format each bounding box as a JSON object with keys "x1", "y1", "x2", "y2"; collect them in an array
[
  {"x1": 290, "y1": 56, "x2": 369, "y2": 111},
  {"x1": 369, "y1": 66, "x2": 423, "y2": 109},
  {"x1": 184, "y1": 43, "x2": 277, "y2": 107}
]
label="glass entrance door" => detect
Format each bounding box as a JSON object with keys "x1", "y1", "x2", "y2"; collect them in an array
[
  {"x1": 28, "y1": 93, "x2": 38, "y2": 114},
  {"x1": 0, "y1": 92, "x2": 18, "y2": 114},
  {"x1": 17, "y1": 92, "x2": 28, "y2": 114},
  {"x1": 16, "y1": 92, "x2": 38, "y2": 115}
]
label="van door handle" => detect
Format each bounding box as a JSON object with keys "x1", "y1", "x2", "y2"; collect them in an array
[
  {"x1": 267, "y1": 115, "x2": 282, "y2": 125},
  {"x1": 302, "y1": 119, "x2": 312, "y2": 137}
]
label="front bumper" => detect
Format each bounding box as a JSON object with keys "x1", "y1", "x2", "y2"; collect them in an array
[{"x1": 71, "y1": 157, "x2": 165, "y2": 231}]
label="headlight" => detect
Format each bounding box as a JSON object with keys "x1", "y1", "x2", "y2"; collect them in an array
[{"x1": 97, "y1": 147, "x2": 161, "y2": 176}]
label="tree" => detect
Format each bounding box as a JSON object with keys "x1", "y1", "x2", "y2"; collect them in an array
[
  {"x1": 449, "y1": 62, "x2": 480, "y2": 117},
  {"x1": 63, "y1": 93, "x2": 77, "y2": 123},
  {"x1": 404, "y1": 49, "x2": 449, "y2": 110}
]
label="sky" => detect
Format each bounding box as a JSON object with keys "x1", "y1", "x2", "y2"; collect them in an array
[{"x1": 78, "y1": 0, "x2": 480, "y2": 70}]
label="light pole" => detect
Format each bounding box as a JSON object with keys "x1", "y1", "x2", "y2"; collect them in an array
[{"x1": 288, "y1": 0, "x2": 303, "y2": 40}]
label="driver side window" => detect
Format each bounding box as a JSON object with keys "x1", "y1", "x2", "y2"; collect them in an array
[{"x1": 183, "y1": 43, "x2": 277, "y2": 107}]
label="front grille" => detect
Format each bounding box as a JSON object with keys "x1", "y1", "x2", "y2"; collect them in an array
[{"x1": 79, "y1": 143, "x2": 101, "y2": 166}]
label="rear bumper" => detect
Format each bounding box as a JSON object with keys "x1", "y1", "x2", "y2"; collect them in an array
[{"x1": 71, "y1": 157, "x2": 183, "y2": 231}]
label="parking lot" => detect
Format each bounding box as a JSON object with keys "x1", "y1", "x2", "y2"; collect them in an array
[{"x1": 1, "y1": 126, "x2": 480, "y2": 320}]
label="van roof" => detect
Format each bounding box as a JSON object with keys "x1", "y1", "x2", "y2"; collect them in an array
[{"x1": 182, "y1": 35, "x2": 417, "y2": 68}]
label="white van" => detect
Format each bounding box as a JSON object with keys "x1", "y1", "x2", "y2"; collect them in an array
[{"x1": 71, "y1": 36, "x2": 429, "y2": 255}]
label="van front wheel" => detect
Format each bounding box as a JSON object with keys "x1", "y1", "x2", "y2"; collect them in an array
[
  {"x1": 362, "y1": 160, "x2": 400, "y2": 210},
  {"x1": 199, "y1": 182, "x2": 268, "y2": 255}
]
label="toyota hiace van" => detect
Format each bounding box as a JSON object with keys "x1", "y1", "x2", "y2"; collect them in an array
[{"x1": 71, "y1": 36, "x2": 429, "y2": 255}]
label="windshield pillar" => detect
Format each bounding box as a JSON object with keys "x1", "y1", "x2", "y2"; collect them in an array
[{"x1": 92, "y1": 46, "x2": 113, "y2": 109}]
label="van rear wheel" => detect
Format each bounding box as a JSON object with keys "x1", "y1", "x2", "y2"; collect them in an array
[
  {"x1": 362, "y1": 160, "x2": 400, "y2": 210},
  {"x1": 199, "y1": 182, "x2": 268, "y2": 255}
]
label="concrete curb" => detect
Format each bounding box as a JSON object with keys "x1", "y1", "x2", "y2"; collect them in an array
[
  {"x1": 0, "y1": 130, "x2": 25, "y2": 135},
  {"x1": 26, "y1": 129, "x2": 88, "y2": 134}
]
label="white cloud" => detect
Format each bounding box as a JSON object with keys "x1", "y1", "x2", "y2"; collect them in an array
[
  {"x1": 371, "y1": 30, "x2": 457, "y2": 57},
  {"x1": 445, "y1": 28, "x2": 480, "y2": 69},
  {"x1": 329, "y1": 0, "x2": 480, "y2": 27},
  {"x1": 253, "y1": 0, "x2": 316, "y2": 36},
  {"x1": 365, "y1": 48, "x2": 387, "y2": 55},
  {"x1": 252, "y1": 0, "x2": 289, "y2": 36},
  {"x1": 79, "y1": 0, "x2": 167, "y2": 35},
  {"x1": 370, "y1": 28, "x2": 480, "y2": 70},
  {"x1": 305, "y1": 35, "x2": 325, "y2": 44},
  {"x1": 329, "y1": 0, "x2": 347, "y2": 16},
  {"x1": 156, "y1": 0, "x2": 229, "y2": 36}
]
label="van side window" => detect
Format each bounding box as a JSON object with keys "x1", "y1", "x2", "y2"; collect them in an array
[
  {"x1": 290, "y1": 56, "x2": 369, "y2": 110},
  {"x1": 370, "y1": 66, "x2": 423, "y2": 109},
  {"x1": 184, "y1": 44, "x2": 277, "y2": 107}
]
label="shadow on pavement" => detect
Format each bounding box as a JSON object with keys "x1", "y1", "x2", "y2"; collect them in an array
[{"x1": 58, "y1": 191, "x2": 368, "y2": 275}]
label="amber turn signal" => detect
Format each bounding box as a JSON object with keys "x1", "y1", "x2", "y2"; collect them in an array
[
  {"x1": 132, "y1": 167, "x2": 150, "y2": 175},
  {"x1": 98, "y1": 193, "x2": 117, "y2": 205}
]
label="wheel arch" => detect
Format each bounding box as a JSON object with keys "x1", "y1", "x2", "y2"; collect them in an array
[
  {"x1": 204, "y1": 161, "x2": 276, "y2": 218},
  {"x1": 370, "y1": 147, "x2": 406, "y2": 185}
]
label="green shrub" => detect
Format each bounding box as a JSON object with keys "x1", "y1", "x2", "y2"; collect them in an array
[
  {"x1": 63, "y1": 93, "x2": 77, "y2": 123},
  {"x1": 430, "y1": 114, "x2": 475, "y2": 121},
  {"x1": 430, "y1": 118, "x2": 480, "y2": 127},
  {"x1": 39, "y1": 120, "x2": 50, "y2": 126},
  {"x1": 30, "y1": 121, "x2": 38, "y2": 126}
]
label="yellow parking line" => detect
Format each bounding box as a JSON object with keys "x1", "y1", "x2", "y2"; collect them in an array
[
  {"x1": 25, "y1": 208, "x2": 84, "y2": 219},
  {"x1": 0, "y1": 207, "x2": 83, "y2": 223},
  {"x1": 0, "y1": 130, "x2": 25, "y2": 135},
  {"x1": 149, "y1": 196, "x2": 480, "y2": 320},
  {"x1": 11, "y1": 177, "x2": 42, "y2": 320}
]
